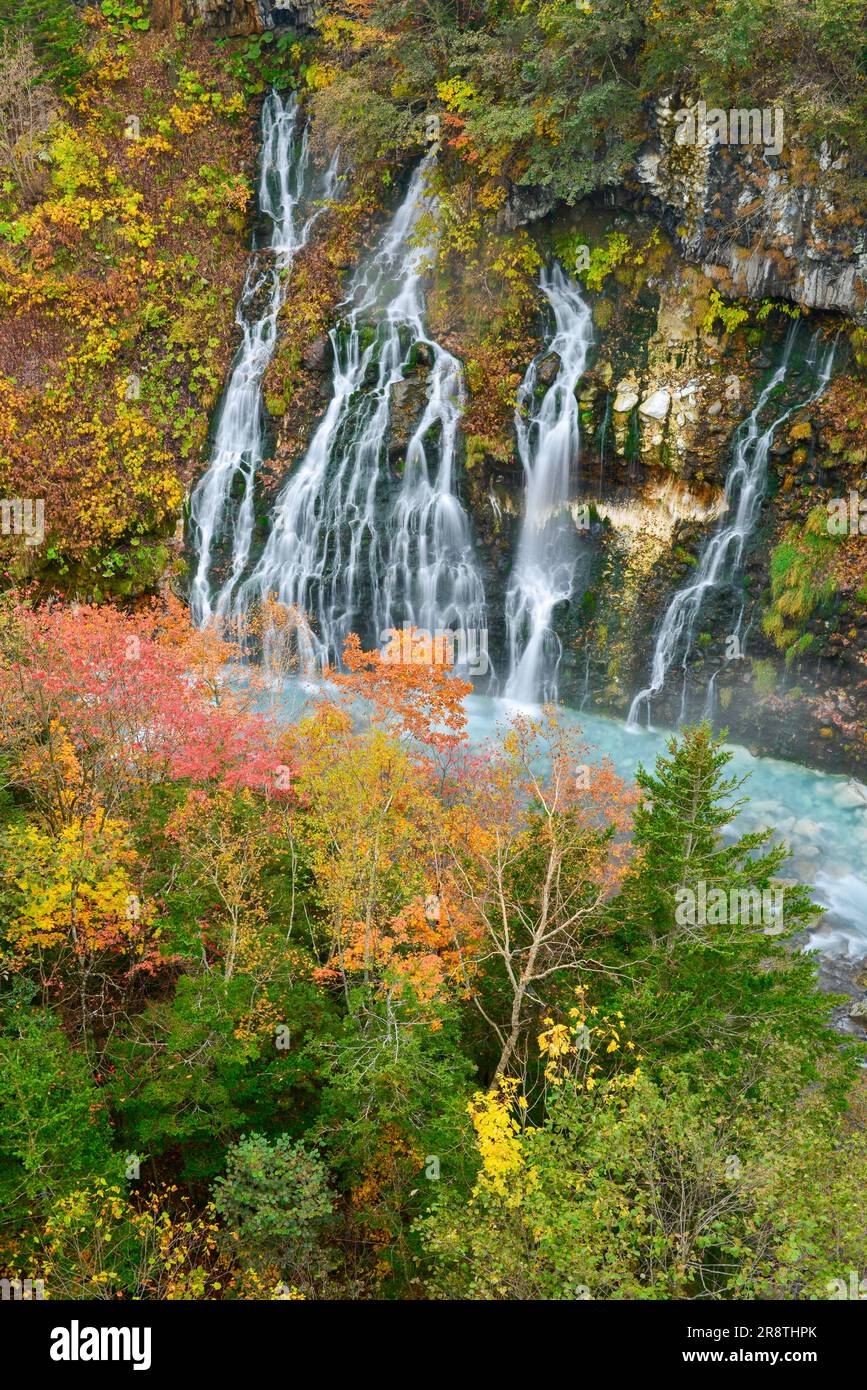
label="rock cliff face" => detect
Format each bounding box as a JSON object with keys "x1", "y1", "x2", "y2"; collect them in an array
[
  {"x1": 149, "y1": 7, "x2": 867, "y2": 329},
  {"x1": 152, "y1": 0, "x2": 319, "y2": 35},
  {"x1": 495, "y1": 98, "x2": 866, "y2": 326},
  {"x1": 636, "y1": 98, "x2": 867, "y2": 324},
  {"x1": 145, "y1": 11, "x2": 863, "y2": 772}
]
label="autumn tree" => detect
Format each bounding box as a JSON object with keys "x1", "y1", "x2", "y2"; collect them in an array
[
  {"x1": 35, "y1": 1179, "x2": 234, "y2": 1300},
  {"x1": 0, "y1": 36, "x2": 57, "y2": 201},
  {"x1": 291, "y1": 634, "x2": 481, "y2": 1013},
  {"x1": 0, "y1": 599, "x2": 282, "y2": 832},
  {"x1": 0, "y1": 799, "x2": 163, "y2": 1051},
  {"x1": 166, "y1": 787, "x2": 274, "y2": 985},
  {"x1": 327, "y1": 629, "x2": 471, "y2": 750},
  {"x1": 445, "y1": 710, "x2": 636, "y2": 1084}
]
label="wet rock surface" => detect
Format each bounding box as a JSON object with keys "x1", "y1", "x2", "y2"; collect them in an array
[
  {"x1": 387, "y1": 371, "x2": 430, "y2": 466},
  {"x1": 301, "y1": 335, "x2": 330, "y2": 372},
  {"x1": 811, "y1": 951, "x2": 867, "y2": 1039},
  {"x1": 496, "y1": 182, "x2": 559, "y2": 233},
  {"x1": 636, "y1": 97, "x2": 867, "y2": 323},
  {"x1": 153, "y1": 0, "x2": 322, "y2": 33}
]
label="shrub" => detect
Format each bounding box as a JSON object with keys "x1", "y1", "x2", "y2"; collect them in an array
[{"x1": 212, "y1": 1133, "x2": 334, "y2": 1283}]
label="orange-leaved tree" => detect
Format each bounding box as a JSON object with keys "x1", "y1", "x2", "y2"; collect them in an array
[
  {"x1": 326, "y1": 630, "x2": 471, "y2": 750},
  {"x1": 288, "y1": 635, "x2": 482, "y2": 1016}
]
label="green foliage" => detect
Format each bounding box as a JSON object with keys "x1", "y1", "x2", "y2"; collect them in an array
[
  {"x1": 310, "y1": 999, "x2": 477, "y2": 1291},
  {"x1": 0, "y1": 1000, "x2": 121, "y2": 1226},
  {"x1": 702, "y1": 289, "x2": 750, "y2": 337},
  {"x1": 215, "y1": 30, "x2": 308, "y2": 98},
  {"x1": 317, "y1": 0, "x2": 644, "y2": 200},
  {"x1": 0, "y1": 0, "x2": 87, "y2": 93},
  {"x1": 419, "y1": 1056, "x2": 867, "y2": 1300},
  {"x1": 100, "y1": 0, "x2": 150, "y2": 33},
  {"x1": 319, "y1": 0, "x2": 867, "y2": 220},
  {"x1": 756, "y1": 298, "x2": 801, "y2": 322},
  {"x1": 762, "y1": 506, "x2": 841, "y2": 662},
  {"x1": 640, "y1": 0, "x2": 867, "y2": 148},
  {"x1": 582, "y1": 232, "x2": 631, "y2": 293},
  {"x1": 212, "y1": 1132, "x2": 333, "y2": 1279},
  {"x1": 750, "y1": 657, "x2": 777, "y2": 695},
  {"x1": 606, "y1": 724, "x2": 840, "y2": 1083},
  {"x1": 107, "y1": 974, "x2": 334, "y2": 1182},
  {"x1": 850, "y1": 326, "x2": 867, "y2": 373}
]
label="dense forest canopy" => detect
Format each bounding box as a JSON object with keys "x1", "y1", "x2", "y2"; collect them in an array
[
  {"x1": 310, "y1": 0, "x2": 867, "y2": 195},
  {"x1": 1, "y1": 600, "x2": 865, "y2": 1299},
  {"x1": 1, "y1": 0, "x2": 866, "y2": 1315}
]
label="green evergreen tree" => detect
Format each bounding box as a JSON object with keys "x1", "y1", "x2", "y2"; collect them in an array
[
  {"x1": 212, "y1": 1132, "x2": 333, "y2": 1285},
  {"x1": 607, "y1": 725, "x2": 849, "y2": 1087}
]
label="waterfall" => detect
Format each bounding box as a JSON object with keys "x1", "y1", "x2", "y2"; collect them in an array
[
  {"x1": 189, "y1": 92, "x2": 338, "y2": 627},
  {"x1": 236, "y1": 156, "x2": 487, "y2": 671},
  {"x1": 627, "y1": 323, "x2": 837, "y2": 730},
  {"x1": 504, "y1": 264, "x2": 593, "y2": 703}
]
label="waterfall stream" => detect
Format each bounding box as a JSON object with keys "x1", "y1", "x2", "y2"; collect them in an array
[
  {"x1": 627, "y1": 324, "x2": 837, "y2": 729},
  {"x1": 231, "y1": 156, "x2": 487, "y2": 670},
  {"x1": 504, "y1": 265, "x2": 593, "y2": 702},
  {"x1": 184, "y1": 104, "x2": 861, "y2": 961},
  {"x1": 189, "y1": 91, "x2": 338, "y2": 627}
]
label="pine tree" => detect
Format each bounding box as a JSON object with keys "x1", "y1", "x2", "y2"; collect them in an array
[{"x1": 608, "y1": 724, "x2": 845, "y2": 1083}]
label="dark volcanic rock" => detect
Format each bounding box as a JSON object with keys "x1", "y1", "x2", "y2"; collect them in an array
[
  {"x1": 636, "y1": 97, "x2": 867, "y2": 322},
  {"x1": 387, "y1": 373, "x2": 429, "y2": 464},
  {"x1": 495, "y1": 182, "x2": 559, "y2": 233},
  {"x1": 302, "y1": 335, "x2": 330, "y2": 372},
  {"x1": 537, "y1": 352, "x2": 561, "y2": 387}
]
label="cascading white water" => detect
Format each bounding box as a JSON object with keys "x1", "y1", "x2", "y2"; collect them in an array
[
  {"x1": 627, "y1": 324, "x2": 837, "y2": 729},
  {"x1": 236, "y1": 156, "x2": 487, "y2": 669},
  {"x1": 504, "y1": 264, "x2": 593, "y2": 703},
  {"x1": 189, "y1": 91, "x2": 338, "y2": 626}
]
